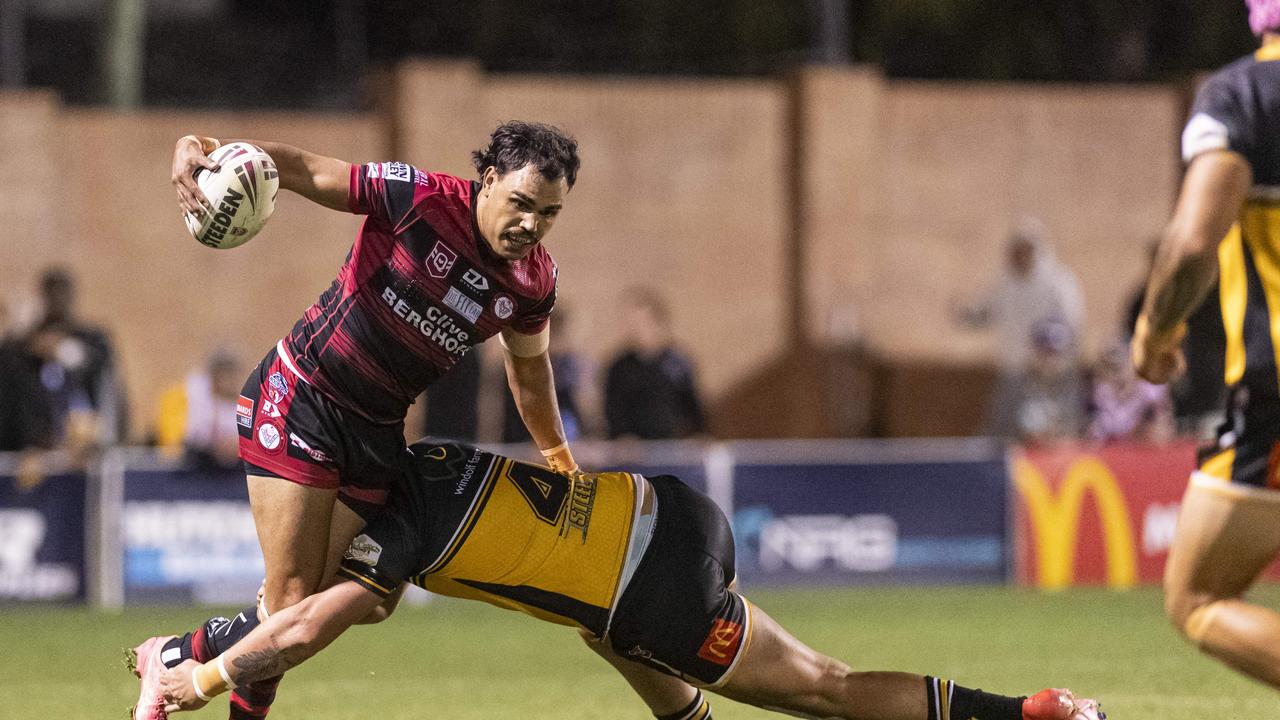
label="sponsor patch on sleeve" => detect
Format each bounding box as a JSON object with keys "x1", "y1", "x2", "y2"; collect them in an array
[
  {"x1": 236, "y1": 395, "x2": 254, "y2": 429},
  {"x1": 383, "y1": 162, "x2": 411, "y2": 182}
]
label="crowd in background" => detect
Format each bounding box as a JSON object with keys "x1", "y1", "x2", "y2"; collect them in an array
[
  {"x1": 0, "y1": 235, "x2": 1227, "y2": 471},
  {"x1": 955, "y1": 218, "x2": 1223, "y2": 446},
  {"x1": 422, "y1": 287, "x2": 708, "y2": 446},
  {"x1": 0, "y1": 269, "x2": 712, "y2": 478}
]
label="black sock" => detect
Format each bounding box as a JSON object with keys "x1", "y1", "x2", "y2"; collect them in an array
[
  {"x1": 160, "y1": 605, "x2": 261, "y2": 669},
  {"x1": 656, "y1": 689, "x2": 712, "y2": 720},
  {"x1": 926, "y1": 677, "x2": 1024, "y2": 720}
]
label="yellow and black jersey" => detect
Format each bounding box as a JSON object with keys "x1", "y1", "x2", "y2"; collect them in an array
[
  {"x1": 1185, "y1": 45, "x2": 1280, "y2": 396},
  {"x1": 1187, "y1": 44, "x2": 1280, "y2": 488},
  {"x1": 338, "y1": 440, "x2": 641, "y2": 635}
]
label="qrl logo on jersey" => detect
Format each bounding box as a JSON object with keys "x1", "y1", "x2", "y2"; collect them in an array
[
  {"x1": 426, "y1": 242, "x2": 458, "y2": 279},
  {"x1": 696, "y1": 617, "x2": 743, "y2": 666}
]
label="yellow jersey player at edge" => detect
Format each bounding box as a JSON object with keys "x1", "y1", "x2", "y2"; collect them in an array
[
  {"x1": 1132, "y1": 0, "x2": 1280, "y2": 691},
  {"x1": 129, "y1": 123, "x2": 583, "y2": 720},
  {"x1": 150, "y1": 440, "x2": 1103, "y2": 720}
]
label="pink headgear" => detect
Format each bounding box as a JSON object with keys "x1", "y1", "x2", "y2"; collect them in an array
[{"x1": 1248, "y1": 0, "x2": 1280, "y2": 35}]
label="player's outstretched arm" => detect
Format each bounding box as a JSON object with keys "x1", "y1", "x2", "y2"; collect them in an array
[
  {"x1": 502, "y1": 326, "x2": 577, "y2": 473},
  {"x1": 1133, "y1": 149, "x2": 1252, "y2": 384},
  {"x1": 171, "y1": 135, "x2": 353, "y2": 215},
  {"x1": 158, "y1": 581, "x2": 381, "y2": 713}
]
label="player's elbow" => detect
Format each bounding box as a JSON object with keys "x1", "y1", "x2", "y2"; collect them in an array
[
  {"x1": 1161, "y1": 223, "x2": 1219, "y2": 265},
  {"x1": 274, "y1": 598, "x2": 329, "y2": 663}
]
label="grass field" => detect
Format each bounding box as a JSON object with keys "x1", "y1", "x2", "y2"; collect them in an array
[{"x1": 6, "y1": 585, "x2": 1279, "y2": 718}]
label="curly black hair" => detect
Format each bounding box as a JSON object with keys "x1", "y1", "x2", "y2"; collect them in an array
[{"x1": 471, "y1": 121, "x2": 580, "y2": 189}]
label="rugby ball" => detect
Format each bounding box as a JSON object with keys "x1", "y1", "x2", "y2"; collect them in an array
[{"x1": 185, "y1": 142, "x2": 279, "y2": 249}]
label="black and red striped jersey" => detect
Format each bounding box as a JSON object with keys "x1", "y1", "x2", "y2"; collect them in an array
[{"x1": 280, "y1": 162, "x2": 557, "y2": 424}]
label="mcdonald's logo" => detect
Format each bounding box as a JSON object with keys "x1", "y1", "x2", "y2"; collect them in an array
[
  {"x1": 696, "y1": 617, "x2": 743, "y2": 666},
  {"x1": 1013, "y1": 455, "x2": 1137, "y2": 590}
]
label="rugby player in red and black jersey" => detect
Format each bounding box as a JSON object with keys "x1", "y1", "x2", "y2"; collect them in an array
[{"x1": 130, "y1": 122, "x2": 585, "y2": 720}]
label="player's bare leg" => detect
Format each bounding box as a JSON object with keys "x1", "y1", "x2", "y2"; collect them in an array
[
  {"x1": 226, "y1": 480, "x2": 372, "y2": 718},
  {"x1": 715, "y1": 603, "x2": 1099, "y2": 720},
  {"x1": 579, "y1": 629, "x2": 709, "y2": 719},
  {"x1": 1164, "y1": 474, "x2": 1280, "y2": 687},
  {"x1": 132, "y1": 476, "x2": 349, "y2": 719},
  {"x1": 249, "y1": 475, "x2": 341, "y2": 612},
  {"x1": 714, "y1": 603, "x2": 924, "y2": 719}
]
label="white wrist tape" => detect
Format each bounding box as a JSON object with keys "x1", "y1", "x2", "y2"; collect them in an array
[
  {"x1": 217, "y1": 655, "x2": 238, "y2": 689},
  {"x1": 192, "y1": 667, "x2": 213, "y2": 702},
  {"x1": 540, "y1": 442, "x2": 570, "y2": 458}
]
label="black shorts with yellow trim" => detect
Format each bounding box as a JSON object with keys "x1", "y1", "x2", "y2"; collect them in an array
[
  {"x1": 607, "y1": 475, "x2": 752, "y2": 688},
  {"x1": 1199, "y1": 385, "x2": 1280, "y2": 489}
]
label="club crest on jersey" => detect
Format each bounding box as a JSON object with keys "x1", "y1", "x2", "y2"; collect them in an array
[
  {"x1": 267, "y1": 372, "x2": 289, "y2": 404},
  {"x1": 236, "y1": 396, "x2": 254, "y2": 429},
  {"x1": 493, "y1": 295, "x2": 515, "y2": 320},
  {"x1": 256, "y1": 421, "x2": 283, "y2": 453},
  {"x1": 426, "y1": 241, "x2": 458, "y2": 279}
]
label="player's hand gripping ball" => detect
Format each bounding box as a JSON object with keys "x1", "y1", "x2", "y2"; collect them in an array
[{"x1": 184, "y1": 142, "x2": 279, "y2": 249}]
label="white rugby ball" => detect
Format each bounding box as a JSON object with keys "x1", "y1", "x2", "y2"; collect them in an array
[{"x1": 185, "y1": 142, "x2": 279, "y2": 249}]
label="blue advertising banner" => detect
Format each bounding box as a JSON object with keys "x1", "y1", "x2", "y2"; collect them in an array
[
  {"x1": 0, "y1": 473, "x2": 86, "y2": 602},
  {"x1": 732, "y1": 450, "x2": 1008, "y2": 585},
  {"x1": 123, "y1": 468, "x2": 262, "y2": 604}
]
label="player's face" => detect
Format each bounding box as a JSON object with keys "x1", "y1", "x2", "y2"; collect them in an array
[{"x1": 476, "y1": 164, "x2": 568, "y2": 261}]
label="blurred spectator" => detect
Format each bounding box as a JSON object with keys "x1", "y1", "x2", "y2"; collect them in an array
[
  {"x1": 503, "y1": 309, "x2": 593, "y2": 443},
  {"x1": 1016, "y1": 320, "x2": 1085, "y2": 443},
  {"x1": 604, "y1": 288, "x2": 706, "y2": 440},
  {"x1": 1123, "y1": 239, "x2": 1225, "y2": 436},
  {"x1": 155, "y1": 349, "x2": 245, "y2": 470},
  {"x1": 1088, "y1": 339, "x2": 1174, "y2": 443},
  {"x1": 421, "y1": 350, "x2": 482, "y2": 442},
  {"x1": 955, "y1": 218, "x2": 1084, "y2": 436},
  {"x1": 0, "y1": 267, "x2": 125, "y2": 455},
  {"x1": 0, "y1": 268, "x2": 129, "y2": 452}
]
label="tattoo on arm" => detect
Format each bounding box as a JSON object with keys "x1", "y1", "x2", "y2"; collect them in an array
[
  {"x1": 1144, "y1": 252, "x2": 1217, "y2": 334},
  {"x1": 230, "y1": 636, "x2": 302, "y2": 684}
]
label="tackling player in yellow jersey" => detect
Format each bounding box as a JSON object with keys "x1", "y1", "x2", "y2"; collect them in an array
[
  {"x1": 147, "y1": 439, "x2": 1102, "y2": 720},
  {"x1": 1132, "y1": 0, "x2": 1280, "y2": 690}
]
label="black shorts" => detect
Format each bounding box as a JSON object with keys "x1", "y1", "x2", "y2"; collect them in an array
[
  {"x1": 237, "y1": 344, "x2": 409, "y2": 520},
  {"x1": 1198, "y1": 385, "x2": 1280, "y2": 489},
  {"x1": 608, "y1": 475, "x2": 752, "y2": 687}
]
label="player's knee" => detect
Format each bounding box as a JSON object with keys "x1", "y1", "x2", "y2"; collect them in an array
[
  {"x1": 1166, "y1": 590, "x2": 1222, "y2": 645},
  {"x1": 266, "y1": 576, "x2": 318, "y2": 613}
]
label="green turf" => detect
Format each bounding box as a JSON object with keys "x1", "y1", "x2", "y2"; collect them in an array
[{"x1": 4, "y1": 585, "x2": 1278, "y2": 718}]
